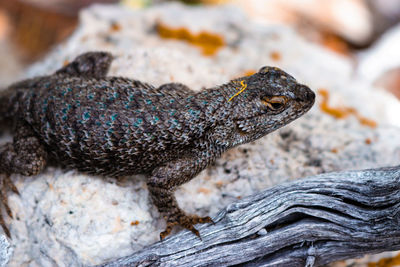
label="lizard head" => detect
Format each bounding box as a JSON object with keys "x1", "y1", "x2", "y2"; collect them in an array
[{"x1": 219, "y1": 66, "x2": 315, "y2": 147}]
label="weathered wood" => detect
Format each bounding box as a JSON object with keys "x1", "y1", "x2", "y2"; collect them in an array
[{"x1": 100, "y1": 166, "x2": 400, "y2": 267}]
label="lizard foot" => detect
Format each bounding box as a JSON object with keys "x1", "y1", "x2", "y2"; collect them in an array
[
  {"x1": 0, "y1": 174, "x2": 19, "y2": 238},
  {"x1": 160, "y1": 213, "x2": 214, "y2": 240}
]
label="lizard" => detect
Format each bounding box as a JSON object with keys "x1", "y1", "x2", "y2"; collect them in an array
[{"x1": 0, "y1": 51, "x2": 315, "y2": 239}]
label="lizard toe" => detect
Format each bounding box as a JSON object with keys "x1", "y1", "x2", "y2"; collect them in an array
[
  {"x1": 160, "y1": 213, "x2": 213, "y2": 240},
  {"x1": 190, "y1": 215, "x2": 214, "y2": 224},
  {"x1": 160, "y1": 223, "x2": 176, "y2": 241}
]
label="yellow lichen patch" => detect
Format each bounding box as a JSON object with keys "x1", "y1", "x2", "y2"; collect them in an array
[
  {"x1": 156, "y1": 22, "x2": 225, "y2": 56},
  {"x1": 318, "y1": 89, "x2": 377, "y2": 128},
  {"x1": 368, "y1": 252, "x2": 400, "y2": 267}
]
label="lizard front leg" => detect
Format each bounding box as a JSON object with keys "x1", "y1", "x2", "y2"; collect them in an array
[
  {"x1": 0, "y1": 120, "x2": 47, "y2": 237},
  {"x1": 55, "y1": 51, "x2": 113, "y2": 78},
  {"x1": 147, "y1": 149, "x2": 217, "y2": 240}
]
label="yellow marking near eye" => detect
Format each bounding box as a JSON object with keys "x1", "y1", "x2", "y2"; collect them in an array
[{"x1": 228, "y1": 80, "x2": 247, "y2": 102}]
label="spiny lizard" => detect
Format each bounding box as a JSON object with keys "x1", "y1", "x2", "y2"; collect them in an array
[{"x1": 0, "y1": 52, "x2": 315, "y2": 239}]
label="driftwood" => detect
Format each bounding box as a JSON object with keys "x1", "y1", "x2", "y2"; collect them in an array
[{"x1": 100, "y1": 166, "x2": 400, "y2": 267}]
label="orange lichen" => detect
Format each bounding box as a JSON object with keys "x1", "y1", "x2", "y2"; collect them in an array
[
  {"x1": 368, "y1": 252, "x2": 400, "y2": 267},
  {"x1": 320, "y1": 32, "x2": 350, "y2": 56},
  {"x1": 156, "y1": 22, "x2": 225, "y2": 56},
  {"x1": 318, "y1": 89, "x2": 377, "y2": 128},
  {"x1": 318, "y1": 89, "x2": 351, "y2": 119},
  {"x1": 110, "y1": 22, "x2": 121, "y2": 32},
  {"x1": 130, "y1": 220, "x2": 139, "y2": 226},
  {"x1": 270, "y1": 51, "x2": 281, "y2": 61},
  {"x1": 365, "y1": 138, "x2": 372, "y2": 145},
  {"x1": 197, "y1": 187, "x2": 211, "y2": 194},
  {"x1": 331, "y1": 148, "x2": 338, "y2": 153},
  {"x1": 112, "y1": 216, "x2": 123, "y2": 233},
  {"x1": 358, "y1": 116, "x2": 377, "y2": 128},
  {"x1": 215, "y1": 181, "x2": 224, "y2": 188},
  {"x1": 243, "y1": 70, "x2": 256, "y2": 76}
]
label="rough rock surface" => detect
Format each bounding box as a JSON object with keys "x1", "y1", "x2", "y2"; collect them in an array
[
  {"x1": 2, "y1": 3, "x2": 400, "y2": 266},
  {"x1": 358, "y1": 22, "x2": 400, "y2": 84},
  {"x1": 0, "y1": 235, "x2": 12, "y2": 267}
]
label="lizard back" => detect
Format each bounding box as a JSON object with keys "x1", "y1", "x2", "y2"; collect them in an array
[{"x1": 13, "y1": 75, "x2": 210, "y2": 176}]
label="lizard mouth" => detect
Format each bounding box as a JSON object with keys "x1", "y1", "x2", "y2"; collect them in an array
[
  {"x1": 234, "y1": 117, "x2": 259, "y2": 136},
  {"x1": 234, "y1": 104, "x2": 309, "y2": 137}
]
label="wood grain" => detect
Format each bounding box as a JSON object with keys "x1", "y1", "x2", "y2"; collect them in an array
[{"x1": 100, "y1": 166, "x2": 400, "y2": 267}]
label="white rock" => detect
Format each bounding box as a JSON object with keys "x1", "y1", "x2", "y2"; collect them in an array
[
  {"x1": 232, "y1": 0, "x2": 373, "y2": 45},
  {"x1": 0, "y1": 235, "x2": 12, "y2": 267},
  {"x1": 4, "y1": 3, "x2": 400, "y2": 266},
  {"x1": 357, "y1": 22, "x2": 400, "y2": 84}
]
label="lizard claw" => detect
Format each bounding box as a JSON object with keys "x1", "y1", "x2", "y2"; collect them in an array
[
  {"x1": 0, "y1": 174, "x2": 18, "y2": 238},
  {"x1": 160, "y1": 214, "x2": 214, "y2": 240}
]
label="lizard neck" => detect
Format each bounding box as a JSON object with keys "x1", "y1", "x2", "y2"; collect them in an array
[
  {"x1": 192, "y1": 82, "x2": 243, "y2": 148},
  {"x1": 194, "y1": 81, "x2": 239, "y2": 123}
]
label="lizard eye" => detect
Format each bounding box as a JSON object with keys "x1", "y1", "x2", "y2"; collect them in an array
[{"x1": 261, "y1": 96, "x2": 288, "y2": 111}]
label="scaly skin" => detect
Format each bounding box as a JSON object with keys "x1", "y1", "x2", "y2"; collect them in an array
[{"x1": 0, "y1": 52, "x2": 315, "y2": 239}]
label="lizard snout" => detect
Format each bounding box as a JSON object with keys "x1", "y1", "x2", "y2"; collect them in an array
[{"x1": 295, "y1": 84, "x2": 315, "y2": 103}]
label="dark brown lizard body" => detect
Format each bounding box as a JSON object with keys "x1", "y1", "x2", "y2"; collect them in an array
[{"x1": 0, "y1": 52, "x2": 315, "y2": 239}]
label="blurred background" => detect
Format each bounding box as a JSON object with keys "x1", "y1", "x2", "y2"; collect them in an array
[
  {"x1": 1, "y1": 0, "x2": 400, "y2": 101},
  {"x1": 1, "y1": 1, "x2": 400, "y2": 266},
  {"x1": 1, "y1": 0, "x2": 400, "y2": 99}
]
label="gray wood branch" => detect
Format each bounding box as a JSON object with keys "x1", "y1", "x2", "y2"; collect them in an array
[{"x1": 99, "y1": 166, "x2": 400, "y2": 267}]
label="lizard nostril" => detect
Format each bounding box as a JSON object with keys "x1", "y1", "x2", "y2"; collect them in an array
[{"x1": 296, "y1": 85, "x2": 315, "y2": 102}]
